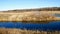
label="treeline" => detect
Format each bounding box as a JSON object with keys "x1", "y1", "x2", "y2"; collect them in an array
[
  {"x1": 9, "y1": 7, "x2": 60, "y2": 11},
  {"x1": 39, "y1": 7, "x2": 60, "y2": 11},
  {"x1": 1, "y1": 7, "x2": 60, "y2": 13}
]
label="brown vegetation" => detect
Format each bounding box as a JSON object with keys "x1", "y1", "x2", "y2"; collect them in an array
[
  {"x1": 0, "y1": 28, "x2": 60, "y2": 34},
  {"x1": 0, "y1": 11, "x2": 58, "y2": 22},
  {"x1": 0, "y1": 7, "x2": 60, "y2": 22}
]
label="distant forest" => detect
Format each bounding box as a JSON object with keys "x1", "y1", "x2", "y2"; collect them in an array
[
  {"x1": 9, "y1": 7, "x2": 60, "y2": 11},
  {"x1": 1, "y1": 7, "x2": 60, "y2": 13}
]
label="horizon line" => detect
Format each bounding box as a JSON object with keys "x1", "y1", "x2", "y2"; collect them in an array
[{"x1": 0, "y1": 7, "x2": 60, "y2": 11}]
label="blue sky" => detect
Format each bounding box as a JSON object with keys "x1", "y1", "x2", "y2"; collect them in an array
[{"x1": 0, "y1": 0, "x2": 60, "y2": 11}]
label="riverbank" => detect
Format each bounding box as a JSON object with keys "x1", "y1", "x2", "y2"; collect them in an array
[
  {"x1": 0, "y1": 11, "x2": 60, "y2": 22},
  {"x1": 0, "y1": 28, "x2": 60, "y2": 34}
]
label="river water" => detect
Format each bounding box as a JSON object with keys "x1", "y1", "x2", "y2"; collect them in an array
[{"x1": 0, "y1": 21, "x2": 60, "y2": 31}]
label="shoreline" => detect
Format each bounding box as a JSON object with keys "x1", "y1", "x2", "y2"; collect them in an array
[{"x1": 0, "y1": 28, "x2": 60, "y2": 34}]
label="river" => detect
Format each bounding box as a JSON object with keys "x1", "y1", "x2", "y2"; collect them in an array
[{"x1": 0, "y1": 21, "x2": 60, "y2": 31}]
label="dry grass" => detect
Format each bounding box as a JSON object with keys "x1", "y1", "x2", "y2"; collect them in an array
[
  {"x1": 0, "y1": 11, "x2": 60, "y2": 22},
  {"x1": 0, "y1": 28, "x2": 42, "y2": 34},
  {"x1": 0, "y1": 28, "x2": 60, "y2": 34}
]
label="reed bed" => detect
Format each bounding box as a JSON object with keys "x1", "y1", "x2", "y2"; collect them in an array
[{"x1": 0, "y1": 28, "x2": 60, "y2": 34}]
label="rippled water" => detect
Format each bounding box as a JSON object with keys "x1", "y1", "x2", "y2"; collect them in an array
[{"x1": 0, "y1": 21, "x2": 60, "y2": 31}]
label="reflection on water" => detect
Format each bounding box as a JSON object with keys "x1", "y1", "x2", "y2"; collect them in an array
[
  {"x1": 0, "y1": 21, "x2": 60, "y2": 31},
  {"x1": 54, "y1": 14, "x2": 60, "y2": 18}
]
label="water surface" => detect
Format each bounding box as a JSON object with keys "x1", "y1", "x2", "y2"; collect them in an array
[{"x1": 0, "y1": 21, "x2": 60, "y2": 31}]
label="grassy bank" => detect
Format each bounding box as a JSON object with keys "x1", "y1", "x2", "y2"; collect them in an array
[
  {"x1": 0, "y1": 28, "x2": 60, "y2": 34},
  {"x1": 0, "y1": 11, "x2": 60, "y2": 22}
]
